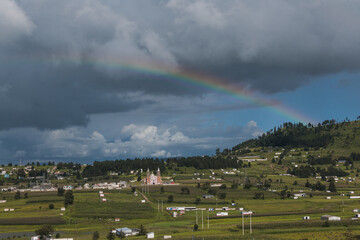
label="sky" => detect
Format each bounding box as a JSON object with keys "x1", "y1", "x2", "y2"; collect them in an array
[{"x1": 0, "y1": 0, "x2": 360, "y2": 164}]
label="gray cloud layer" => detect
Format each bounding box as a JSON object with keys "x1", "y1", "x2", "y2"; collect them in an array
[
  {"x1": 1, "y1": 0, "x2": 360, "y2": 130},
  {"x1": 0, "y1": 0, "x2": 360, "y2": 162}
]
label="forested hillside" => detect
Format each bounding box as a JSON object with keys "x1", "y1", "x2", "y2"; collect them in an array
[{"x1": 232, "y1": 119, "x2": 360, "y2": 151}]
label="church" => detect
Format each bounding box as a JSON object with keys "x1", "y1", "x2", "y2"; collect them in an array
[{"x1": 144, "y1": 168, "x2": 162, "y2": 185}]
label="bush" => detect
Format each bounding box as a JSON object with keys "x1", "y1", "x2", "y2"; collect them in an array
[
  {"x1": 253, "y1": 192, "x2": 264, "y2": 199},
  {"x1": 64, "y1": 190, "x2": 74, "y2": 206},
  {"x1": 243, "y1": 183, "x2": 252, "y2": 190},
  {"x1": 219, "y1": 193, "x2": 226, "y2": 199},
  {"x1": 48, "y1": 204, "x2": 54, "y2": 209},
  {"x1": 194, "y1": 224, "x2": 199, "y2": 231},
  {"x1": 35, "y1": 224, "x2": 54, "y2": 238},
  {"x1": 323, "y1": 220, "x2": 330, "y2": 227},
  {"x1": 92, "y1": 231, "x2": 100, "y2": 240},
  {"x1": 106, "y1": 232, "x2": 115, "y2": 240},
  {"x1": 57, "y1": 187, "x2": 64, "y2": 196},
  {"x1": 14, "y1": 191, "x2": 21, "y2": 200}
]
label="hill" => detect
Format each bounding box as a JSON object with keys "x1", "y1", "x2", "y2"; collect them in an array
[{"x1": 231, "y1": 119, "x2": 360, "y2": 159}]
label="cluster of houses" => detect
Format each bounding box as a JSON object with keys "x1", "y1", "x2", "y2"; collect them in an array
[
  {"x1": 3, "y1": 208, "x2": 15, "y2": 212},
  {"x1": 31, "y1": 237, "x2": 73, "y2": 240},
  {"x1": 302, "y1": 215, "x2": 341, "y2": 221},
  {"x1": 321, "y1": 176, "x2": 356, "y2": 183},
  {"x1": 0, "y1": 168, "x2": 10, "y2": 178},
  {"x1": 112, "y1": 227, "x2": 161, "y2": 239},
  {"x1": 238, "y1": 156, "x2": 268, "y2": 162},
  {"x1": 92, "y1": 181, "x2": 127, "y2": 189},
  {"x1": 166, "y1": 206, "x2": 238, "y2": 213},
  {"x1": 99, "y1": 191, "x2": 107, "y2": 202}
]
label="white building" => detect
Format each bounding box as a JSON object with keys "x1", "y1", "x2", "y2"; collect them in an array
[
  {"x1": 116, "y1": 227, "x2": 139, "y2": 237},
  {"x1": 147, "y1": 232, "x2": 155, "y2": 239},
  {"x1": 321, "y1": 215, "x2": 341, "y2": 221}
]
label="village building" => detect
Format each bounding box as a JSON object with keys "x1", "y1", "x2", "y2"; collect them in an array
[
  {"x1": 116, "y1": 227, "x2": 140, "y2": 237},
  {"x1": 321, "y1": 215, "x2": 341, "y2": 221},
  {"x1": 144, "y1": 168, "x2": 162, "y2": 185}
]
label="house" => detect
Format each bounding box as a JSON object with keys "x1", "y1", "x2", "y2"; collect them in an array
[
  {"x1": 116, "y1": 227, "x2": 140, "y2": 237},
  {"x1": 294, "y1": 193, "x2": 306, "y2": 198},
  {"x1": 147, "y1": 232, "x2": 155, "y2": 239},
  {"x1": 321, "y1": 215, "x2": 341, "y2": 221},
  {"x1": 216, "y1": 212, "x2": 228, "y2": 216},
  {"x1": 202, "y1": 195, "x2": 214, "y2": 199},
  {"x1": 349, "y1": 196, "x2": 360, "y2": 199},
  {"x1": 63, "y1": 185, "x2": 73, "y2": 190}
]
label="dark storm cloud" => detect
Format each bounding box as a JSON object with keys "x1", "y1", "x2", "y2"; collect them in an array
[{"x1": 1, "y1": 0, "x2": 360, "y2": 130}]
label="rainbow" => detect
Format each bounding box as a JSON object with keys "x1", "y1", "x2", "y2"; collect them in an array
[
  {"x1": 92, "y1": 59, "x2": 314, "y2": 124},
  {"x1": 15, "y1": 55, "x2": 314, "y2": 123}
]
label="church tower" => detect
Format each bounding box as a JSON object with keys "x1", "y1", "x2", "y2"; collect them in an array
[
  {"x1": 146, "y1": 168, "x2": 150, "y2": 185},
  {"x1": 157, "y1": 167, "x2": 162, "y2": 185}
]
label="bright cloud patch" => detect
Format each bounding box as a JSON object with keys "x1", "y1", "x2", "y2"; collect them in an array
[{"x1": 0, "y1": 121, "x2": 262, "y2": 162}]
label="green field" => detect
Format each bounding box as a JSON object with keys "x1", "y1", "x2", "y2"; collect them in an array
[{"x1": 2, "y1": 178, "x2": 360, "y2": 239}]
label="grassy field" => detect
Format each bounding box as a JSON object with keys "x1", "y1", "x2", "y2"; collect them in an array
[
  {"x1": 3, "y1": 140, "x2": 360, "y2": 239},
  {"x1": 2, "y1": 182, "x2": 360, "y2": 239}
]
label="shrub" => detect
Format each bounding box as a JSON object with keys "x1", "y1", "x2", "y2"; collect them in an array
[
  {"x1": 219, "y1": 193, "x2": 226, "y2": 199},
  {"x1": 194, "y1": 224, "x2": 199, "y2": 231},
  {"x1": 323, "y1": 220, "x2": 330, "y2": 227}
]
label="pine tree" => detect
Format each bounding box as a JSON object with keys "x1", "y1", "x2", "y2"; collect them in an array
[
  {"x1": 139, "y1": 224, "x2": 147, "y2": 235},
  {"x1": 328, "y1": 179, "x2": 337, "y2": 192}
]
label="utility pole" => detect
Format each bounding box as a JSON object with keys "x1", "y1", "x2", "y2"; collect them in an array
[
  {"x1": 158, "y1": 200, "x2": 159, "y2": 212},
  {"x1": 196, "y1": 210, "x2": 198, "y2": 225},
  {"x1": 161, "y1": 200, "x2": 163, "y2": 212},
  {"x1": 250, "y1": 212, "x2": 252, "y2": 234},
  {"x1": 242, "y1": 212, "x2": 244, "y2": 235},
  {"x1": 207, "y1": 210, "x2": 209, "y2": 229},
  {"x1": 202, "y1": 210, "x2": 204, "y2": 229}
]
